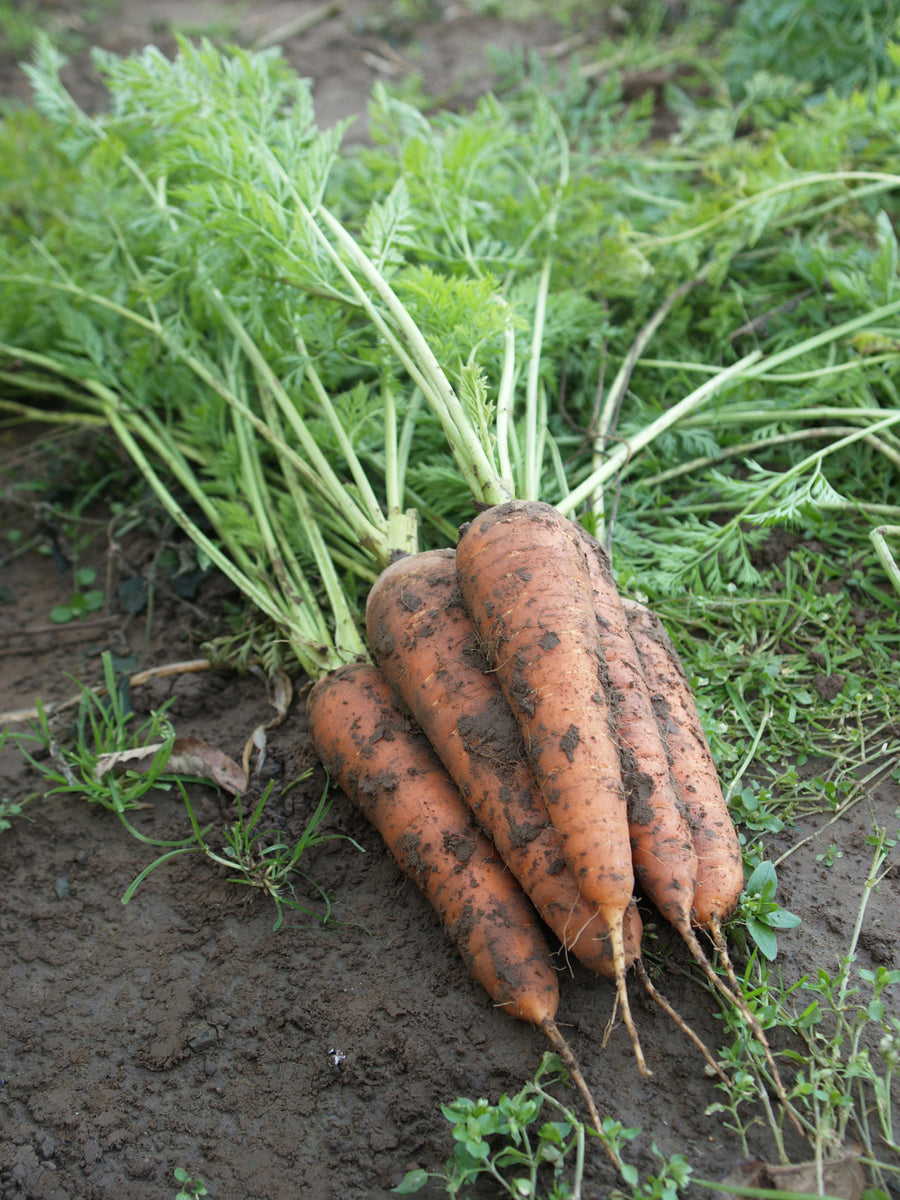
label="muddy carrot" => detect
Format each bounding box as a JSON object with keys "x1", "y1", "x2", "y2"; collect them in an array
[
  {"x1": 455, "y1": 499, "x2": 648, "y2": 1076},
  {"x1": 619, "y1": 599, "x2": 743, "y2": 930},
  {"x1": 306, "y1": 660, "x2": 610, "y2": 1136},
  {"x1": 365, "y1": 547, "x2": 642, "y2": 980},
  {"x1": 575, "y1": 527, "x2": 699, "y2": 940},
  {"x1": 622, "y1": 598, "x2": 803, "y2": 1134}
]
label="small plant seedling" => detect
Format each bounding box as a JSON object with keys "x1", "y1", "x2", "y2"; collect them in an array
[
  {"x1": 123, "y1": 777, "x2": 360, "y2": 931},
  {"x1": 739, "y1": 861, "x2": 802, "y2": 961},
  {"x1": 173, "y1": 1166, "x2": 207, "y2": 1198},
  {"x1": 13, "y1": 651, "x2": 187, "y2": 851},
  {"x1": 815, "y1": 842, "x2": 844, "y2": 867},
  {"x1": 393, "y1": 1053, "x2": 692, "y2": 1199},
  {"x1": 0, "y1": 796, "x2": 28, "y2": 832},
  {"x1": 49, "y1": 565, "x2": 104, "y2": 623}
]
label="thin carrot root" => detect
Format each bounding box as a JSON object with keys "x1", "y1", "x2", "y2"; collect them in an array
[
  {"x1": 538, "y1": 1016, "x2": 629, "y2": 1176},
  {"x1": 610, "y1": 923, "x2": 651, "y2": 1079},
  {"x1": 634, "y1": 959, "x2": 728, "y2": 1085}
]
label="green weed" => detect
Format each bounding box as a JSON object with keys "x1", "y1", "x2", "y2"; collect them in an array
[
  {"x1": 48, "y1": 564, "x2": 104, "y2": 623},
  {"x1": 738, "y1": 862, "x2": 803, "y2": 962},
  {"x1": 14, "y1": 651, "x2": 177, "y2": 825},
  {"x1": 705, "y1": 827, "x2": 900, "y2": 1193},
  {"x1": 122, "y1": 777, "x2": 360, "y2": 931},
  {"x1": 393, "y1": 1053, "x2": 693, "y2": 1199},
  {"x1": 173, "y1": 1166, "x2": 207, "y2": 1199}
]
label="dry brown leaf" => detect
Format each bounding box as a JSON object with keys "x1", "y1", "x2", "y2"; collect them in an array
[
  {"x1": 93, "y1": 737, "x2": 247, "y2": 795},
  {"x1": 242, "y1": 725, "x2": 267, "y2": 780},
  {"x1": 718, "y1": 1142, "x2": 866, "y2": 1200},
  {"x1": 241, "y1": 668, "x2": 293, "y2": 779}
]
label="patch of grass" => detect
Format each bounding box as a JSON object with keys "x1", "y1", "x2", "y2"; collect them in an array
[
  {"x1": 14, "y1": 651, "x2": 179, "y2": 830},
  {"x1": 122, "y1": 776, "x2": 361, "y2": 931}
]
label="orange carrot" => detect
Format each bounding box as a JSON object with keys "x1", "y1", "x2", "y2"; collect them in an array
[
  {"x1": 306, "y1": 660, "x2": 609, "y2": 1135},
  {"x1": 365, "y1": 547, "x2": 642, "y2": 981},
  {"x1": 620, "y1": 599, "x2": 743, "y2": 930},
  {"x1": 622, "y1": 598, "x2": 803, "y2": 1133},
  {"x1": 455, "y1": 500, "x2": 648, "y2": 1075},
  {"x1": 307, "y1": 662, "x2": 556, "y2": 1023},
  {"x1": 575, "y1": 527, "x2": 698, "y2": 939}
]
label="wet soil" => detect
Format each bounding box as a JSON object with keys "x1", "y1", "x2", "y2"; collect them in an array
[{"x1": 2, "y1": 7, "x2": 900, "y2": 1199}]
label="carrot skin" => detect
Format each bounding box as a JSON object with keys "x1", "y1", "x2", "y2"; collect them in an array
[
  {"x1": 366, "y1": 547, "x2": 642, "y2": 978},
  {"x1": 576, "y1": 528, "x2": 698, "y2": 934},
  {"x1": 622, "y1": 600, "x2": 743, "y2": 926},
  {"x1": 306, "y1": 661, "x2": 560, "y2": 1026},
  {"x1": 455, "y1": 501, "x2": 634, "y2": 923},
  {"x1": 456, "y1": 502, "x2": 653, "y2": 1074}
]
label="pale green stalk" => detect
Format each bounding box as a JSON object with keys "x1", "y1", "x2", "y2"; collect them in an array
[
  {"x1": 640, "y1": 171, "x2": 900, "y2": 250},
  {"x1": 870, "y1": 524, "x2": 900, "y2": 596},
  {"x1": 636, "y1": 354, "x2": 900, "y2": 383},
  {"x1": 638, "y1": 426, "x2": 867, "y2": 488},
  {"x1": 590, "y1": 274, "x2": 704, "y2": 530},
  {"x1": 209, "y1": 289, "x2": 394, "y2": 556},
  {"x1": 379, "y1": 380, "x2": 420, "y2": 557},
  {"x1": 558, "y1": 351, "x2": 763, "y2": 516},
  {"x1": 562, "y1": 296, "x2": 900, "y2": 517},
  {"x1": 523, "y1": 255, "x2": 552, "y2": 501},
  {"x1": 311, "y1": 206, "x2": 510, "y2": 506},
  {"x1": 495, "y1": 310, "x2": 517, "y2": 495},
  {"x1": 255, "y1": 381, "x2": 372, "y2": 656},
  {"x1": 293, "y1": 333, "x2": 384, "y2": 521}
]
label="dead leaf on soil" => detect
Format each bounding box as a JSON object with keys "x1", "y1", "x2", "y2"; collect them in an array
[
  {"x1": 242, "y1": 668, "x2": 293, "y2": 778},
  {"x1": 718, "y1": 1142, "x2": 866, "y2": 1200},
  {"x1": 93, "y1": 736, "x2": 248, "y2": 795}
]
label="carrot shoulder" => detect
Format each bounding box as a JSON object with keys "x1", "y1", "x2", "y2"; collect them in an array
[
  {"x1": 306, "y1": 661, "x2": 559, "y2": 1026},
  {"x1": 365, "y1": 547, "x2": 642, "y2": 980}
]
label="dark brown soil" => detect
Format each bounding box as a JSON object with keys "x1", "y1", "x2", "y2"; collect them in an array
[{"x1": 2, "y1": 8, "x2": 899, "y2": 1200}]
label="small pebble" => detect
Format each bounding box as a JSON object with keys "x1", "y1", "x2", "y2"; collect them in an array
[{"x1": 54, "y1": 877, "x2": 70, "y2": 901}]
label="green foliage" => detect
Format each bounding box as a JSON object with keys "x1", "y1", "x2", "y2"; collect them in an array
[
  {"x1": 48, "y1": 565, "x2": 104, "y2": 623},
  {"x1": 122, "y1": 778, "x2": 361, "y2": 931},
  {"x1": 393, "y1": 1054, "x2": 692, "y2": 1199},
  {"x1": 173, "y1": 1166, "x2": 208, "y2": 1199},
  {"x1": 14, "y1": 652, "x2": 178, "y2": 825},
  {"x1": 739, "y1": 861, "x2": 802, "y2": 961},
  {"x1": 724, "y1": 0, "x2": 900, "y2": 101}
]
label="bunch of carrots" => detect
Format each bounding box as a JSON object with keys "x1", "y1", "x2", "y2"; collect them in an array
[{"x1": 308, "y1": 499, "x2": 788, "y2": 1138}]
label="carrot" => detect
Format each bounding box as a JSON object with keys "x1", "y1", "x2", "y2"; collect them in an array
[
  {"x1": 365, "y1": 547, "x2": 643, "y2": 981},
  {"x1": 622, "y1": 598, "x2": 804, "y2": 1135},
  {"x1": 619, "y1": 599, "x2": 743, "y2": 930},
  {"x1": 306, "y1": 660, "x2": 611, "y2": 1138},
  {"x1": 574, "y1": 527, "x2": 698, "y2": 938},
  {"x1": 455, "y1": 499, "x2": 649, "y2": 1076}
]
